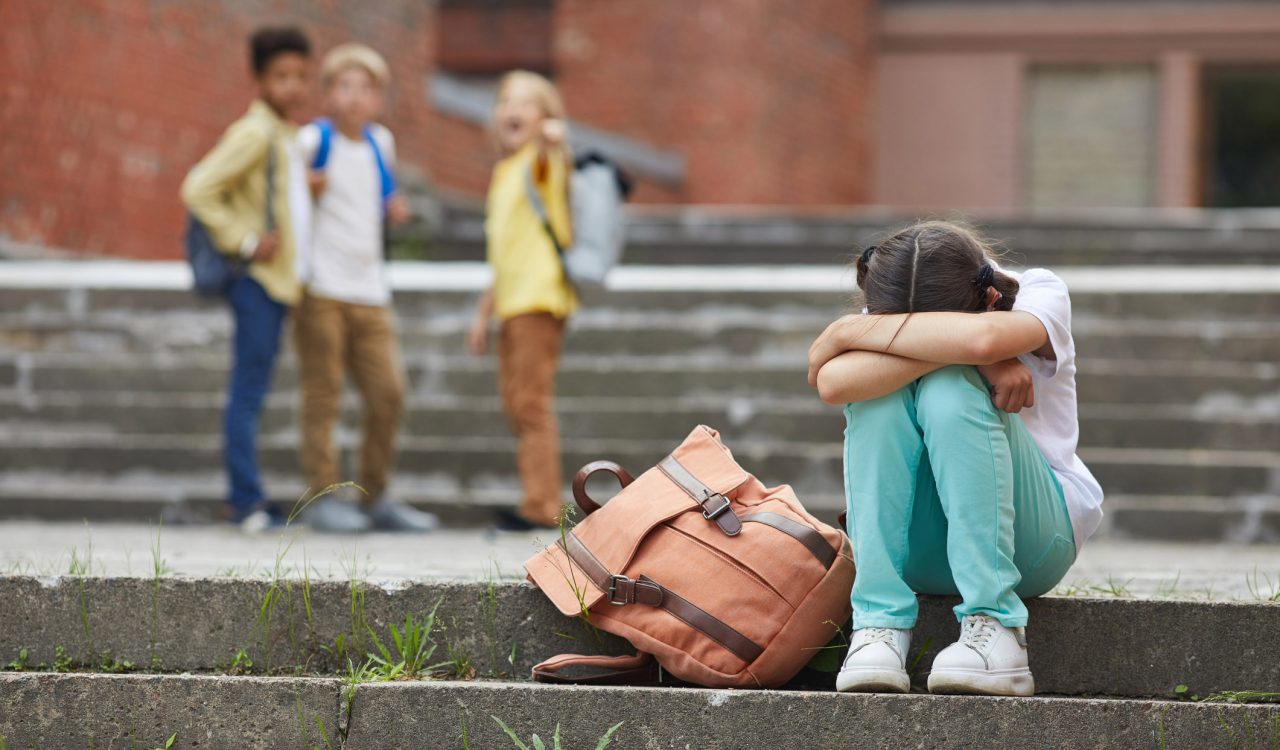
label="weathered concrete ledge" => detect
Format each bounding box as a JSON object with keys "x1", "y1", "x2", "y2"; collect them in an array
[
  {"x1": 1, "y1": 672, "x2": 1275, "y2": 750},
  {"x1": 0, "y1": 673, "x2": 338, "y2": 749},
  {"x1": 352, "y1": 679, "x2": 1280, "y2": 750},
  {"x1": 2, "y1": 576, "x2": 1278, "y2": 699}
]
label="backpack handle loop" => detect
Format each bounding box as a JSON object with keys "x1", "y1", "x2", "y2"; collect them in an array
[{"x1": 572, "y1": 461, "x2": 635, "y2": 516}]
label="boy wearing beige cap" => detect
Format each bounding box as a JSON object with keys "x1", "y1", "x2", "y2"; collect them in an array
[{"x1": 294, "y1": 43, "x2": 433, "y2": 532}]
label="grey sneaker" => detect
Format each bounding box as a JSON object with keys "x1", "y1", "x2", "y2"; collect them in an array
[
  {"x1": 303, "y1": 496, "x2": 373, "y2": 533},
  {"x1": 367, "y1": 498, "x2": 439, "y2": 532}
]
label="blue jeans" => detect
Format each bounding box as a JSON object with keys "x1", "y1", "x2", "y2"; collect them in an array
[
  {"x1": 843, "y1": 366, "x2": 1076, "y2": 630},
  {"x1": 223, "y1": 275, "x2": 288, "y2": 521}
]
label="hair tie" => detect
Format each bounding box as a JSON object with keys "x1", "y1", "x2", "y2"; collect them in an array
[
  {"x1": 974, "y1": 262, "x2": 995, "y2": 290},
  {"x1": 859, "y1": 245, "x2": 877, "y2": 267}
]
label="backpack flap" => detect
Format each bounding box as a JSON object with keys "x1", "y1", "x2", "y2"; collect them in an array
[{"x1": 525, "y1": 425, "x2": 749, "y2": 616}]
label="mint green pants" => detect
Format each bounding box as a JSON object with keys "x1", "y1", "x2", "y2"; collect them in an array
[{"x1": 843, "y1": 366, "x2": 1076, "y2": 629}]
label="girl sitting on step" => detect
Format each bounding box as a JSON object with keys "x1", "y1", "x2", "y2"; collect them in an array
[{"x1": 807, "y1": 220, "x2": 1104, "y2": 697}]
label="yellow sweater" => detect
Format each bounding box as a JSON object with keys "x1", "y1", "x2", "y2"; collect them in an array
[
  {"x1": 181, "y1": 101, "x2": 301, "y2": 305},
  {"x1": 485, "y1": 143, "x2": 577, "y2": 321}
]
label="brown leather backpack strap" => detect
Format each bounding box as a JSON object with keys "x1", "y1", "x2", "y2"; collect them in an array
[
  {"x1": 658, "y1": 454, "x2": 742, "y2": 536},
  {"x1": 741, "y1": 512, "x2": 838, "y2": 568},
  {"x1": 563, "y1": 532, "x2": 663, "y2": 606},
  {"x1": 531, "y1": 652, "x2": 660, "y2": 685},
  {"x1": 572, "y1": 460, "x2": 636, "y2": 515},
  {"x1": 560, "y1": 532, "x2": 763, "y2": 665}
]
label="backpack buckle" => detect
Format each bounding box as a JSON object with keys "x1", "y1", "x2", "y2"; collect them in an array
[
  {"x1": 607, "y1": 575, "x2": 632, "y2": 605},
  {"x1": 701, "y1": 493, "x2": 732, "y2": 521}
]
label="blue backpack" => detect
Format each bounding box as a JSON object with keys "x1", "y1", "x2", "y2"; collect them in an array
[{"x1": 184, "y1": 139, "x2": 275, "y2": 297}]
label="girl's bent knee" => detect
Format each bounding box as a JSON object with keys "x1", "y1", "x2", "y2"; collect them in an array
[{"x1": 915, "y1": 366, "x2": 991, "y2": 419}]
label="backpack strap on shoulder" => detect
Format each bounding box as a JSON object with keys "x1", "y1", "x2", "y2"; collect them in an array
[
  {"x1": 311, "y1": 118, "x2": 334, "y2": 171},
  {"x1": 363, "y1": 124, "x2": 397, "y2": 207}
]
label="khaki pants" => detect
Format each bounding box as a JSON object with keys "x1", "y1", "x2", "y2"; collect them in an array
[
  {"x1": 295, "y1": 293, "x2": 406, "y2": 505},
  {"x1": 498, "y1": 312, "x2": 566, "y2": 526}
]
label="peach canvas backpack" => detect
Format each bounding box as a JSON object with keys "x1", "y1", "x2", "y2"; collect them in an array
[{"x1": 525, "y1": 425, "x2": 854, "y2": 688}]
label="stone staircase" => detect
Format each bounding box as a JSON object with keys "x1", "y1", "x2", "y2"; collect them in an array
[
  {"x1": 2, "y1": 576, "x2": 1278, "y2": 748},
  {"x1": 1, "y1": 261, "x2": 1278, "y2": 541}
]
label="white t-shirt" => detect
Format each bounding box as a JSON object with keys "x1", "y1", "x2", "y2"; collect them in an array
[
  {"x1": 296, "y1": 122, "x2": 395, "y2": 306},
  {"x1": 1009, "y1": 268, "x2": 1105, "y2": 551}
]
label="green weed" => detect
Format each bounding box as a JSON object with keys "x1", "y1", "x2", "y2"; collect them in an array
[
  {"x1": 1245, "y1": 569, "x2": 1280, "y2": 603},
  {"x1": 1052, "y1": 579, "x2": 1090, "y2": 597},
  {"x1": 491, "y1": 717, "x2": 624, "y2": 750},
  {"x1": 153, "y1": 733, "x2": 177, "y2": 750},
  {"x1": 907, "y1": 636, "x2": 935, "y2": 692},
  {"x1": 1154, "y1": 572, "x2": 1183, "y2": 599},
  {"x1": 365, "y1": 603, "x2": 447, "y2": 681},
  {"x1": 149, "y1": 520, "x2": 168, "y2": 669},
  {"x1": 53, "y1": 645, "x2": 74, "y2": 672},
  {"x1": 68, "y1": 530, "x2": 96, "y2": 661},
  {"x1": 1087, "y1": 575, "x2": 1134, "y2": 598},
  {"x1": 97, "y1": 650, "x2": 135, "y2": 673},
  {"x1": 482, "y1": 562, "x2": 502, "y2": 676},
  {"x1": 439, "y1": 637, "x2": 475, "y2": 681},
  {"x1": 297, "y1": 694, "x2": 337, "y2": 750},
  {"x1": 226, "y1": 648, "x2": 254, "y2": 675},
  {"x1": 5, "y1": 649, "x2": 29, "y2": 671}
]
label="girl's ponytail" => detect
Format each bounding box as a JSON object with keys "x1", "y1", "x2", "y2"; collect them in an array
[
  {"x1": 855, "y1": 245, "x2": 876, "y2": 290},
  {"x1": 975, "y1": 261, "x2": 1019, "y2": 312}
]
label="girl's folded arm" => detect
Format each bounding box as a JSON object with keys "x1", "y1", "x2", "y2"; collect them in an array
[
  {"x1": 816, "y1": 351, "x2": 947, "y2": 405},
  {"x1": 835, "y1": 311, "x2": 1051, "y2": 366}
]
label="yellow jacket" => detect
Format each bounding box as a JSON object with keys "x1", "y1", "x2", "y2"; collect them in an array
[
  {"x1": 181, "y1": 101, "x2": 301, "y2": 305},
  {"x1": 486, "y1": 143, "x2": 577, "y2": 321}
]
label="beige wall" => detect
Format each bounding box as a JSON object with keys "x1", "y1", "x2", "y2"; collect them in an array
[
  {"x1": 873, "y1": 2, "x2": 1280, "y2": 211},
  {"x1": 872, "y1": 53, "x2": 1023, "y2": 211}
]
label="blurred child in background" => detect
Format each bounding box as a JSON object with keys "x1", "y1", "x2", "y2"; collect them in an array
[
  {"x1": 293, "y1": 43, "x2": 435, "y2": 533},
  {"x1": 467, "y1": 71, "x2": 575, "y2": 532},
  {"x1": 181, "y1": 27, "x2": 311, "y2": 531}
]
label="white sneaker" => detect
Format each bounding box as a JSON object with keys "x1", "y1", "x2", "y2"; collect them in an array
[
  {"x1": 928, "y1": 614, "x2": 1034, "y2": 696},
  {"x1": 836, "y1": 627, "x2": 912, "y2": 693},
  {"x1": 238, "y1": 509, "x2": 278, "y2": 534}
]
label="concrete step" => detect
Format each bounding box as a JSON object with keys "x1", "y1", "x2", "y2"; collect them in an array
[
  {"x1": 2, "y1": 390, "x2": 1278, "y2": 453},
  {"x1": 3, "y1": 476, "x2": 1277, "y2": 543},
  {"x1": 2, "y1": 672, "x2": 1276, "y2": 750},
  {"x1": 4, "y1": 263, "x2": 1280, "y2": 321},
  {"x1": 3, "y1": 576, "x2": 1277, "y2": 699},
  {"x1": 5, "y1": 351, "x2": 1276, "y2": 406},
  {"x1": 1, "y1": 432, "x2": 1277, "y2": 500},
  {"x1": 6, "y1": 310, "x2": 1280, "y2": 363}
]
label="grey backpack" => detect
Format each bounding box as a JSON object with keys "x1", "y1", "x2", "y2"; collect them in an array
[{"x1": 525, "y1": 152, "x2": 631, "y2": 291}]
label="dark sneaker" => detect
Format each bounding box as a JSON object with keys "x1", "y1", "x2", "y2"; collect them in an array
[
  {"x1": 493, "y1": 509, "x2": 557, "y2": 533},
  {"x1": 303, "y1": 496, "x2": 373, "y2": 533},
  {"x1": 367, "y1": 498, "x2": 439, "y2": 532}
]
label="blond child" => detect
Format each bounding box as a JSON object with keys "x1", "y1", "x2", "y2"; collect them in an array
[
  {"x1": 293, "y1": 43, "x2": 434, "y2": 532},
  {"x1": 468, "y1": 71, "x2": 575, "y2": 531}
]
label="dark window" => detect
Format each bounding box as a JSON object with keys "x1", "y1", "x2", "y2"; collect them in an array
[{"x1": 1202, "y1": 66, "x2": 1280, "y2": 207}]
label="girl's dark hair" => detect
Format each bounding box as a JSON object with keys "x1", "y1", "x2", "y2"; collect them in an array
[
  {"x1": 249, "y1": 26, "x2": 311, "y2": 75},
  {"x1": 855, "y1": 221, "x2": 1018, "y2": 314}
]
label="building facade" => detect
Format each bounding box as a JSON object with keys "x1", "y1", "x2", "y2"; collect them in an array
[{"x1": 2, "y1": 0, "x2": 1279, "y2": 259}]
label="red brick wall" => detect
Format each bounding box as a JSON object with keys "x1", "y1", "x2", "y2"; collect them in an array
[
  {"x1": 552, "y1": 0, "x2": 874, "y2": 205},
  {"x1": 0, "y1": 0, "x2": 874, "y2": 259},
  {"x1": 0, "y1": 0, "x2": 435, "y2": 259}
]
